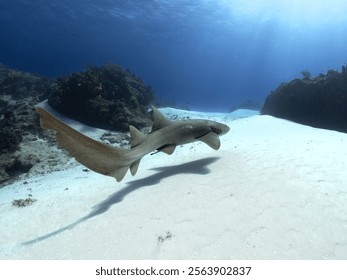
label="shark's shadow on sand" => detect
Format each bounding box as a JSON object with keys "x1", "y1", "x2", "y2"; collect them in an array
[{"x1": 22, "y1": 156, "x2": 219, "y2": 246}]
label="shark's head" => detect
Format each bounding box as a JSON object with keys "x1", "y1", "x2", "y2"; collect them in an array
[{"x1": 207, "y1": 121, "x2": 230, "y2": 136}]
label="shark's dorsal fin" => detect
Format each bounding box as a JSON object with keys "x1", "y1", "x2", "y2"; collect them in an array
[
  {"x1": 151, "y1": 106, "x2": 171, "y2": 132},
  {"x1": 129, "y1": 125, "x2": 147, "y2": 148},
  {"x1": 197, "y1": 132, "x2": 221, "y2": 150}
]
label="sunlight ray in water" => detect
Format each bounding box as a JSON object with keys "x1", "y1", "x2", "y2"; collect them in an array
[{"x1": 220, "y1": 0, "x2": 347, "y2": 26}]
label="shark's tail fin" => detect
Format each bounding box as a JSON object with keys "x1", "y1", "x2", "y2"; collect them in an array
[{"x1": 35, "y1": 106, "x2": 134, "y2": 182}]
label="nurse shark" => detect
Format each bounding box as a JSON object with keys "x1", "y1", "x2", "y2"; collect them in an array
[{"x1": 36, "y1": 106, "x2": 230, "y2": 182}]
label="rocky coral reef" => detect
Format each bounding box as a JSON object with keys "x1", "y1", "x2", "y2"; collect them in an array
[
  {"x1": 261, "y1": 66, "x2": 347, "y2": 133},
  {"x1": 0, "y1": 64, "x2": 66, "y2": 185},
  {"x1": 0, "y1": 64, "x2": 55, "y2": 150},
  {"x1": 48, "y1": 64, "x2": 154, "y2": 131},
  {"x1": 0, "y1": 66, "x2": 51, "y2": 126},
  {"x1": 0, "y1": 63, "x2": 155, "y2": 186}
]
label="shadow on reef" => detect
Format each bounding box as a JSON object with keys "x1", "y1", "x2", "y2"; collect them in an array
[
  {"x1": 261, "y1": 65, "x2": 347, "y2": 133},
  {"x1": 21, "y1": 156, "x2": 219, "y2": 246}
]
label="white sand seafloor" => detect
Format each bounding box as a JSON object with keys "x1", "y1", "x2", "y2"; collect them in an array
[{"x1": 0, "y1": 107, "x2": 347, "y2": 260}]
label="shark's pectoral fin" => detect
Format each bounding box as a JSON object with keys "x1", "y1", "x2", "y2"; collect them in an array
[
  {"x1": 157, "y1": 144, "x2": 177, "y2": 155},
  {"x1": 130, "y1": 159, "x2": 141, "y2": 176},
  {"x1": 197, "y1": 132, "x2": 221, "y2": 150}
]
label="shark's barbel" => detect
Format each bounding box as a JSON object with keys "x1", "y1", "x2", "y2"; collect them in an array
[{"x1": 36, "y1": 106, "x2": 230, "y2": 182}]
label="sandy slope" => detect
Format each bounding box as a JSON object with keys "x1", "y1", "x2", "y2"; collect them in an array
[{"x1": 0, "y1": 108, "x2": 346, "y2": 259}]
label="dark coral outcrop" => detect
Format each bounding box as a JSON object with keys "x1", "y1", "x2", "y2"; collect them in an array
[
  {"x1": 48, "y1": 64, "x2": 154, "y2": 131},
  {"x1": 261, "y1": 66, "x2": 347, "y2": 133}
]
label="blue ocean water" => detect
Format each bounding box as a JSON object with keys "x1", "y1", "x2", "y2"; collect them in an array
[{"x1": 1, "y1": 0, "x2": 347, "y2": 111}]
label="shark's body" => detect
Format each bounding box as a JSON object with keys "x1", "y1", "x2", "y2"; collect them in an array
[{"x1": 36, "y1": 105, "x2": 230, "y2": 182}]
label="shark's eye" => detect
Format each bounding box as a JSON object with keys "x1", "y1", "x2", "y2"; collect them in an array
[{"x1": 211, "y1": 126, "x2": 221, "y2": 134}]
